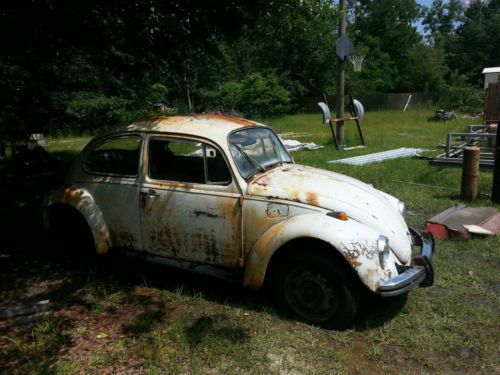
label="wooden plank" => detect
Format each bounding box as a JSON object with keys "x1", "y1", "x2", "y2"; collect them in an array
[
  {"x1": 330, "y1": 117, "x2": 358, "y2": 122},
  {"x1": 492, "y1": 117, "x2": 500, "y2": 202},
  {"x1": 461, "y1": 147, "x2": 480, "y2": 201},
  {"x1": 485, "y1": 82, "x2": 500, "y2": 123}
]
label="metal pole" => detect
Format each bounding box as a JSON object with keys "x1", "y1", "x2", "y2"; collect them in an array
[
  {"x1": 492, "y1": 123, "x2": 500, "y2": 202},
  {"x1": 336, "y1": 0, "x2": 347, "y2": 146}
]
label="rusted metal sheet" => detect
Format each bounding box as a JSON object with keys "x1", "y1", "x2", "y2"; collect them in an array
[{"x1": 247, "y1": 164, "x2": 412, "y2": 264}]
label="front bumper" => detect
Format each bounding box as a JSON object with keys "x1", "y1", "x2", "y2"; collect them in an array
[{"x1": 378, "y1": 229, "x2": 435, "y2": 297}]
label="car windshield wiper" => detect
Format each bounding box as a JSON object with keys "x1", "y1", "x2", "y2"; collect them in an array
[
  {"x1": 233, "y1": 143, "x2": 265, "y2": 173},
  {"x1": 269, "y1": 136, "x2": 282, "y2": 166}
]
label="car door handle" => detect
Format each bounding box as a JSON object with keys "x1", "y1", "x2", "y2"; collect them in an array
[{"x1": 141, "y1": 189, "x2": 159, "y2": 198}]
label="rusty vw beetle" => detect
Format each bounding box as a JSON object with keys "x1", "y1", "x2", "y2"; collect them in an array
[{"x1": 44, "y1": 114, "x2": 434, "y2": 328}]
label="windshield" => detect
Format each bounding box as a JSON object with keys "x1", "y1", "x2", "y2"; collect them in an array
[{"x1": 229, "y1": 127, "x2": 292, "y2": 179}]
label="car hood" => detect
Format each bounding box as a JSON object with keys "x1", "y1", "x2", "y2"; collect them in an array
[{"x1": 248, "y1": 164, "x2": 411, "y2": 263}]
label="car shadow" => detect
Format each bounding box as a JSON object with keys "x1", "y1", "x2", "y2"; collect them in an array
[{"x1": 353, "y1": 291, "x2": 408, "y2": 331}]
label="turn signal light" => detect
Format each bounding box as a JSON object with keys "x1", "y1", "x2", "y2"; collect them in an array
[{"x1": 335, "y1": 212, "x2": 349, "y2": 221}]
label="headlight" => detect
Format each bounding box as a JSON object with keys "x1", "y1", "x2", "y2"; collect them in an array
[
  {"x1": 377, "y1": 235, "x2": 390, "y2": 268},
  {"x1": 398, "y1": 200, "x2": 407, "y2": 217}
]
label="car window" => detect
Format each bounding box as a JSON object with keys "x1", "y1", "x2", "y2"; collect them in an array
[
  {"x1": 84, "y1": 135, "x2": 141, "y2": 176},
  {"x1": 229, "y1": 128, "x2": 292, "y2": 179},
  {"x1": 148, "y1": 138, "x2": 231, "y2": 185}
]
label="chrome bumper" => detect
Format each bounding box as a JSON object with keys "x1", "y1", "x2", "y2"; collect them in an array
[{"x1": 379, "y1": 229, "x2": 435, "y2": 297}]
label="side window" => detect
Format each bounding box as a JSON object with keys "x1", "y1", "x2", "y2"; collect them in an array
[
  {"x1": 149, "y1": 138, "x2": 231, "y2": 185},
  {"x1": 85, "y1": 135, "x2": 141, "y2": 176}
]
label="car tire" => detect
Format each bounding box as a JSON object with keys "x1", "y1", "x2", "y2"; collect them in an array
[
  {"x1": 49, "y1": 208, "x2": 97, "y2": 268},
  {"x1": 273, "y1": 250, "x2": 359, "y2": 329}
]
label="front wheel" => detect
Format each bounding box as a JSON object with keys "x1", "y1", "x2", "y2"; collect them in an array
[{"x1": 272, "y1": 250, "x2": 359, "y2": 329}]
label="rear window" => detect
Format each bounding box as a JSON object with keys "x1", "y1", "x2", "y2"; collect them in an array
[{"x1": 84, "y1": 135, "x2": 141, "y2": 176}]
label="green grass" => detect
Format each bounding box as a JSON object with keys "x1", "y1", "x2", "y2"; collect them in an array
[{"x1": 0, "y1": 109, "x2": 499, "y2": 374}]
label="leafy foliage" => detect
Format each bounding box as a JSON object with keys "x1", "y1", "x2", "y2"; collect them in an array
[
  {"x1": 201, "y1": 73, "x2": 291, "y2": 118},
  {"x1": 438, "y1": 72, "x2": 484, "y2": 113},
  {"x1": 65, "y1": 93, "x2": 130, "y2": 132},
  {"x1": 0, "y1": 0, "x2": 497, "y2": 135}
]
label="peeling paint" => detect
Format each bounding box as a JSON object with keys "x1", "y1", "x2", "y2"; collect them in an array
[{"x1": 193, "y1": 210, "x2": 222, "y2": 219}]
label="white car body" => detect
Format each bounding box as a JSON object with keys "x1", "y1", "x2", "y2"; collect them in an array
[{"x1": 44, "y1": 114, "x2": 434, "y2": 326}]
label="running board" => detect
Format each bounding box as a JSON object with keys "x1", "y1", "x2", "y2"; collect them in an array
[{"x1": 116, "y1": 249, "x2": 243, "y2": 283}]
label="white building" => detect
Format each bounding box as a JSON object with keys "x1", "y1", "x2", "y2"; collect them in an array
[{"x1": 482, "y1": 67, "x2": 500, "y2": 90}]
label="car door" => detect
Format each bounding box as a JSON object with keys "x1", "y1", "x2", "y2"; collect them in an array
[
  {"x1": 82, "y1": 134, "x2": 143, "y2": 250},
  {"x1": 139, "y1": 135, "x2": 242, "y2": 267}
]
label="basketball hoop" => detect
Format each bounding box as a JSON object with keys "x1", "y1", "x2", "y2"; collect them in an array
[{"x1": 347, "y1": 54, "x2": 365, "y2": 72}]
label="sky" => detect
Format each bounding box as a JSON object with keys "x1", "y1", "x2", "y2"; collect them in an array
[
  {"x1": 417, "y1": 0, "x2": 434, "y2": 7},
  {"x1": 416, "y1": 0, "x2": 433, "y2": 34}
]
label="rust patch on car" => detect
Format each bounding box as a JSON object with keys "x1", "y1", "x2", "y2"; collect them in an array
[
  {"x1": 345, "y1": 241, "x2": 377, "y2": 262},
  {"x1": 218, "y1": 198, "x2": 240, "y2": 221},
  {"x1": 288, "y1": 189, "x2": 301, "y2": 202},
  {"x1": 199, "y1": 114, "x2": 257, "y2": 127},
  {"x1": 344, "y1": 248, "x2": 363, "y2": 267},
  {"x1": 133, "y1": 114, "x2": 258, "y2": 128},
  {"x1": 306, "y1": 192, "x2": 319, "y2": 207},
  {"x1": 96, "y1": 227, "x2": 110, "y2": 254},
  {"x1": 244, "y1": 223, "x2": 284, "y2": 288}
]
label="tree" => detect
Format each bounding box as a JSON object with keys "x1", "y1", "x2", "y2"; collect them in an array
[
  {"x1": 422, "y1": 0, "x2": 464, "y2": 46},
  {"x1": 351, "y1": 0, "x2": 423, "y2": 92},
  {"x1": 448, "y1": 0, "x2": 500, "y2": 86},
  {"x1": 403, "y1": 44, "x2": 447, "y2": 92}
]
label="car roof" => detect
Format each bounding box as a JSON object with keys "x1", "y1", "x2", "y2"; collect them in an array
[{"x1": 113, "y1": 114, "x2": 265, "y2": 144}]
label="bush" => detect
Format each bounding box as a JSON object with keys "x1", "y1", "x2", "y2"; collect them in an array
[
  {"x1": 438, "y1": 85, "x2": 484, "y2": 113},
  {"x1": 65, "y1": 92, "x2": 130, "y2": 131},
  {"x1": 201, "y1": 72, "x2": 291, "y2": 118},
  {"x1": 438, "y1": 73, "x2": 484, "y2": 113}
]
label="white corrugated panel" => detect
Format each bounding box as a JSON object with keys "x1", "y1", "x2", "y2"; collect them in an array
[{"x1": 328, "y1": 148, "x2": 426, "y2": 166}]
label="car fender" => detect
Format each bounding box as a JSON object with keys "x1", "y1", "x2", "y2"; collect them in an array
[
  {"x1": 44, "y1": 185, "x2": 111, "y2": 254},
  {"x1": 243, "y1": 212, "x2": 396, "y2": 292}
]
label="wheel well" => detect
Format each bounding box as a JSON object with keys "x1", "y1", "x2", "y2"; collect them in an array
[
  {"x1": 48, "y1": 203, "x2": 95, "y2": 245},
  {"x1": 264, "y1": 237, "x2": 361, "y2": 287}
]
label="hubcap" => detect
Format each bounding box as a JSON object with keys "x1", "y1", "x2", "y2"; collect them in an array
[{"x1": 285, "y1": 268, "x2": 337, "y2": 322}]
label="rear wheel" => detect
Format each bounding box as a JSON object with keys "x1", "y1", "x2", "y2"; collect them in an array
[
  {"x1": 49, "y1": 207, "x2": 97, "y2": 267},
  {"x1": 273, "y1": 250, "x2": 359, "y2": 329}
]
